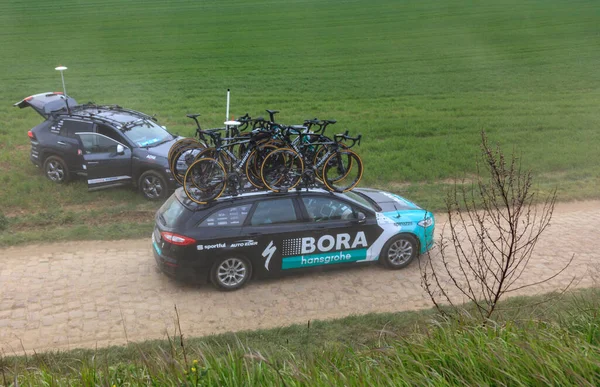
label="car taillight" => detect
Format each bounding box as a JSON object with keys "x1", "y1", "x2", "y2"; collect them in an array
[
  {"x1": 160, "y1": 231, "x2": 196, "y2": 246},
  {"x1": 24, "y1": 96, "x2": 33, "y2": 101},
  {"x1": 53, "y1": 91, "x2": 63, "y2": 95},
  {"x1": 28, "y1": 130, "x2": 36, "y2": 140}
]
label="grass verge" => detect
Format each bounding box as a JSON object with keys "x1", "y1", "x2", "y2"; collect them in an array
[{"x1": 2, "y1": 288, "x2": 599, "y2": 385}]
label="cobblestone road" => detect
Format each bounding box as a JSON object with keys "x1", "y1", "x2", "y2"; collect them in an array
[{"x1": 1, "y1": 200, "x2": 599, "y2": 354}]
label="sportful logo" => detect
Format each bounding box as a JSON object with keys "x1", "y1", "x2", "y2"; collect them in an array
[
  {"x1": 197, "y1": 240, "x2": 258, "y2": 250},
  {"x1": 197, "y1": 243, "x2": 226, "y2": 251}
]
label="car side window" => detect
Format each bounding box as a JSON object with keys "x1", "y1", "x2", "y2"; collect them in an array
[
  {"x1": 77, "y1": 133, "x2": 121, "y2": 154},
  {"x1": 198, "y1": 204, "x2": 251, "y2": 227},
  {"x1": 96, "y1": 124, "x2": 127, "y2": 144},
  {"x1": 250, "y1": 198, "x2": 298, "y2": 226},
  {"x1": 302, "y1": 197, "x2": 356, "y2": 222},
  {"x1": 59, "y1": 119, "x2": 93, "y2": 138}
]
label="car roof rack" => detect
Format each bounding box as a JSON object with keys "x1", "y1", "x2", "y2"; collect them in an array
[
  {"x1": 179, "y1": 186, "x2": 337, "y2": 211},
  {"x1": 48, "y1": 104, "x2": 158, "y2": 129}
]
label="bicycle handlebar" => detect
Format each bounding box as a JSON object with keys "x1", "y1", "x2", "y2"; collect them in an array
[{"x1": 334, "y1": 131, "x2": 362, "y2": 147}]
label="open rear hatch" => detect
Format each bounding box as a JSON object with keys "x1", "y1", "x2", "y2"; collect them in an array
[{"x1": 14, "y1": 92, "x2": 78, "y2": 118}]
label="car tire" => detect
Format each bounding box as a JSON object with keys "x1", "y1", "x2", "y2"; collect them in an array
[
  {"x1": 43, "y1": 155, "x2": 70, "y2": 183},
  {"x1": 379, "y1": 234, "x2": 418, "y2": 270},
  {"x1": 210, "y1": 256, "x2": 252, "y2": 291},
  {"x1": 139, "y1": 170, "x2": 168, "y2": 201}
]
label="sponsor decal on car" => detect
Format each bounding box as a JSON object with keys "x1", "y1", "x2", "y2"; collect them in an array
[
  {"x1": 262, "y1": 241, "x2": 277, "y2": 271},
  {"x1": 280, "y1": 232, "x2": 369, "y2": 269},
  {"x1": 197, "y1": 242, "x2": 226, "y2": 250},
  {"x1": 282, "y1": 248, "x2": 368, "y2": 269},
  {"x1": 229, "y1": 240, "x2": 258, "y2": 248},
  {"x1": 146, "y1": 154, "x2": 157, "y2": 160},
  {"x1": 87, "y1": 175, "x2": 131, "y2": 184}
]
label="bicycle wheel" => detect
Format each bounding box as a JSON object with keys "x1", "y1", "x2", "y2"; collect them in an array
[
  {"x1": 260, "y1": 148, "x2": 304, "y2": 192},
  {"x1": 245, "y1": 143, "x2": 279, "y2": 189},
  {"x1": 322, "y1": 149, "x2": 363, "y2": 192},
  {"x1": 183, "y1": 158, "x2": 227, "y2": 204},
  {"x1": 169, "y1": 138, "x2": 206, "y2": 185},
  {"x1": 313, "y1": 143, "x2": 349, "y2": 179}
]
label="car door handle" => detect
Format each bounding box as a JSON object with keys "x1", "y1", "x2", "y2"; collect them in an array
[
  {"x1": 57, "y1": 141, "x2": 67, "y2": 146},
  {"x1": 88, "y1": 161, "x2": 100, "y2": 165}
]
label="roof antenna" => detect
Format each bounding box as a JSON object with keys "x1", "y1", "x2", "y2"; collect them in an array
[
  {"x1": 55, "y1": 65, "x2": 70, "y2": 115},
  {"x1": 393, "y1": 202, "x2": 401, "y2": 218}
]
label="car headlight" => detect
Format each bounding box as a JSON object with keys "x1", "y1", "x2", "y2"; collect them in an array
[{"x1": 418, "y1": 217, "x2": 433, "y2": 228}]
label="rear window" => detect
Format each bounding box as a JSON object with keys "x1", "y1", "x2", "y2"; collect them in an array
[{"x1": 158, "y1": 194, "x2": 188, "y2": 227}]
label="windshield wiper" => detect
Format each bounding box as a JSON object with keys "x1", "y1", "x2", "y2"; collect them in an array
[{"x1": 147, "y1": 138, "x2": 170, "y2": 148}]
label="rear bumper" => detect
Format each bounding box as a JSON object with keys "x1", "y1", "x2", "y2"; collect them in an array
[
  {"x1": 152, "y1": 239, "x2": 208, "y2": 283},
  {"x1": 30, "y1": 153, "x2": 41, "y2": 167}
]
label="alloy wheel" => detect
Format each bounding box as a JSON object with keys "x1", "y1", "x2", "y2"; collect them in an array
[
  {"x1": 216, "y1": 258, "x2": 247, "y2": 287},
  {"x1": 46, "y1": 161, "x2": 65, "y2": 182},
  {"x1": 388, "y1": 239, "x2": 414, "y2": 266},
  {"x1": 142, "y1": 175, "x2": 163, "y2": 199}
]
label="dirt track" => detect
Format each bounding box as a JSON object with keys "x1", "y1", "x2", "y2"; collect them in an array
[{"x1": 1, "y1": 200, "x2": 599, "y2": 354}]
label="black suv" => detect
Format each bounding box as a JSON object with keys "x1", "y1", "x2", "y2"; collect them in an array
[{"x1": 15, "y1": 92, "x2": 180, "y2": 200}]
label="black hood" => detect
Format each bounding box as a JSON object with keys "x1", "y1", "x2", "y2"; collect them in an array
[{"x1": 146, "y1": 137, "x2": 178, "y2": 158}]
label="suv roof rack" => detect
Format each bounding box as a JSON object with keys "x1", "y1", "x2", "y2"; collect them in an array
[{"x1": 48, "y1": 104, "x2": 157, "y2": 129}]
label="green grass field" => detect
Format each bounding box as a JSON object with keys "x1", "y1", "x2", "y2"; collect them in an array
[{"x1": 1, "y1": 0, "x2": 599, "y2": 243}]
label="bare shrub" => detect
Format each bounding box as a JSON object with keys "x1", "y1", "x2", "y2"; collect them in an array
[{"x1": 420, "y1": 131, "x2": 573, "y2": 320}]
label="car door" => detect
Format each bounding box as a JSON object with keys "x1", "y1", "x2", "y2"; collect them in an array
[
  {"x1": 294, "y1": 194, "x2": 382, "y2": 268},
  {"x1": 54, "y1": 119, "x2": 93, "y2": 171},
  {"x1": 240, "y1": 197, "x2": 308, "y2": 277},
  {"x1": 76, "y1": 132, "x2": 133, "y2": 190}
]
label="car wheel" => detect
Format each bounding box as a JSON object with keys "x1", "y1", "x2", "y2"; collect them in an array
[
  {"x1": 379, "y1": 234, "x2": 418, "y2": 270},
  {"x1": 139, "y1": 170, "x2": 167, "y2": 201},
  {"x1": 43, "y1": 155, "x2": 70, "y2": 183},
  {"x1": 210, "y1": 257, "x2": 252, "y2": 291}
]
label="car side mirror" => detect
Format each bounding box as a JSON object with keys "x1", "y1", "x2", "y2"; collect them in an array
[
  {"x1": 116, "y1": 144, "x2": 125, "y2": 155},
  {"x1": 355, "y1": 211, "x2": 366, "y2": 224}
]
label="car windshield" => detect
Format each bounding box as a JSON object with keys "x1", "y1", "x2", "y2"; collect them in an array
[
  {"x1": 342, "y1": 191, "x2": 379, "y2": 211},
  {"x1": 121, "y1": 119, "x2": 172, "y2": 147}
]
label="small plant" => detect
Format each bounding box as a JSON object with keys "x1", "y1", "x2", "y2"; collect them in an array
[
  {"x1": 0, "y1": 211, "x2": 8, "y2": 231},
  {"x1": 420, "y1": 131, "x2": 574, "y2": 320}
]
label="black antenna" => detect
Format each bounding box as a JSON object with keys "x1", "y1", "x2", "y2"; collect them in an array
[{"x1": 393, "y1": 202, "x2": 401, "y2": 218}]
